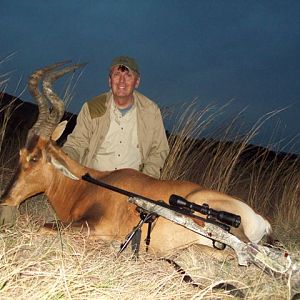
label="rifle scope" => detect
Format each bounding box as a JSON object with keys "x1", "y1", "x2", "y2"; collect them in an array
[{"x1": 169, "y1": 194, "x2": 241, "y2": 228}]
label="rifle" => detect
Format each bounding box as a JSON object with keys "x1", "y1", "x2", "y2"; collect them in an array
[{"x1": 82, "y1": 173, "x2": 300, "y2": 299}]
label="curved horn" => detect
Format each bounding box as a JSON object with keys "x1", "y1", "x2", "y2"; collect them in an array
[
  {"x1": 40, "y1": 63, "x2": 86, "y2": 139},
  {"x1": 27, "y1": 61, "x2": 71, "y2": 139}
]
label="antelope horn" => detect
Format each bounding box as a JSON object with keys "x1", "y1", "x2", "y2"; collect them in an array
[
  {"x1": 40, "y1": 63, "x2": 87, "y2": 139},
  {"x1": 27, "y1": 61, "x2": 71, "y2": 139}
]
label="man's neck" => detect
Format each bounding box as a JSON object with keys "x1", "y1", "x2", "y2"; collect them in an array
[{"x1": 113, "y1": 95, "x2": 134, "y2": 109}]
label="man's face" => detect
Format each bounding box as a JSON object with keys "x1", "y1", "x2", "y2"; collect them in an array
[{"x1": 109, "y1": 65, "x2": 140, "y2": 99}]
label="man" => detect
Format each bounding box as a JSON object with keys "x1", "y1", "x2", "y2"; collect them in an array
[{"x1": 63, "y1": 56, "x2": 169, "y2": 179}]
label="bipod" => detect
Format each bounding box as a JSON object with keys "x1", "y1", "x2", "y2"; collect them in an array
[{"x1": 118, "y1": 208, "x2": 158, "y2": 258}]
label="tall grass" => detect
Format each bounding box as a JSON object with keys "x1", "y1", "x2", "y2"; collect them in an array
[
  {"x1": 161, "y1": 102, "x2": 300, "y2": 234},
  {"x1": 0, "y1": 64, "x2": 25, "y2": 191}
]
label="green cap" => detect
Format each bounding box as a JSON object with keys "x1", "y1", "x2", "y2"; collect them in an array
[{"x1": 110, "y1": 56, "x2": 140, "y2": 74}]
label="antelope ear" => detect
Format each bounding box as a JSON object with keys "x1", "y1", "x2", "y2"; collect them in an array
[
  {"x1": 51, "y1": 120, "x2": 68, "y2": 141},
  {"x1": 50, "y1": 155, "x2": 79, "y2": 180}
]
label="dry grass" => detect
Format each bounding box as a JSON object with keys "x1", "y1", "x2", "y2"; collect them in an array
[
  {"x1": 0, "y1": 214, "x2": 295, "y2": 300},
  {"x1": 161, "y1": 102, "x2": 300, "y2": 231}
]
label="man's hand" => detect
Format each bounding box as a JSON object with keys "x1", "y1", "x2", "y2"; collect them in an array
[{"x1": 0, "y1": 206, "x2": 19, "y2": 227}]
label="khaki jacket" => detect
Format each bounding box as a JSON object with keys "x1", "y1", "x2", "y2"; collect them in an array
[{"x1": 62, "y1": 90, "x2": 169, "y2": 178}]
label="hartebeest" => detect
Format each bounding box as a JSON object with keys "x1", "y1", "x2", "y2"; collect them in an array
[{"x1": 0, "y1": 62, "x2": 272, "y2": 255}]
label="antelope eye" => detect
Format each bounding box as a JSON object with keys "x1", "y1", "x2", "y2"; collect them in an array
[{"x1": 27, "y1": 155, "x2": 39, "y2": 163}]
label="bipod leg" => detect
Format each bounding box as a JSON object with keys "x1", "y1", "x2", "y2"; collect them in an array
[{"x1": 117, "y1": 213, "x2": 155, "y2": 258}]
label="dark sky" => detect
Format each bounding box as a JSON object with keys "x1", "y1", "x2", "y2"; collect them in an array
[{"x1": 1, "y1": 1, "x2": 300, "y2": 154}]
